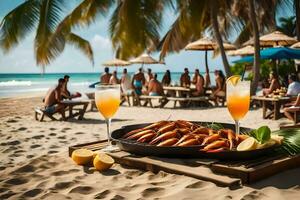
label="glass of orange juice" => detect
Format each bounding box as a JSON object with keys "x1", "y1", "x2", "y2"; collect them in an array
[
  {"x1": 95, "y1": 84, "x2": 121, "y2": 152},
  {"x1": 226, "y1": 79, "x2": 250, "y2": 135}
]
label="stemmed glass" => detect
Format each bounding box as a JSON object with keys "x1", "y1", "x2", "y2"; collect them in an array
[
  {"x1": 95, "y1": 84, "x2": 121, "y2": 152},
  {"x1": 226, "y1": 80, "x2": 250, "y2": 135}
]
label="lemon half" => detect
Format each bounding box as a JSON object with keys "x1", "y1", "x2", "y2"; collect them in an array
[
  {"x1": 237, "y1": 137, "x2": 258, "y2": 151},
  {"x1": 93, "y1": 153, "x2": 115, "y2": 171},
  {"x1": 226, "y1": 75, "x2": 241, "y2": 86},
  {"x1": 72, "y1": 149, "x2": 94, "y2": 165}
]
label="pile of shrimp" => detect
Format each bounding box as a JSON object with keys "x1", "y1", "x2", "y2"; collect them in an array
[{"x1": 123, "y1": 120, "x2": 249, "y2": 152}]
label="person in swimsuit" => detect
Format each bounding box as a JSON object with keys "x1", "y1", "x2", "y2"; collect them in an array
[
  {"x1": 132, "y1": 68, "x2": 145, "y2": 95},
  {"x1": 147, "y1": 74, "x2": 164, "y2": 96},
  {"x1": 180, "y1": 68, "x2": 191, "y2": 88},
  {"x1": 211, "y1": 70, "x2": 226, "y2": 106},
  {"x1": 44, "y1": 78, "x2": 66, "y2": 120},
  {"x1": 192, "y1": 69, "x2": 205, "y2": 97},
  {"x1": 162, "y1": 70, "x2": 171, "y2": 86},
  {"x1": 109, "y1": 70, "x2": 120, "y2": 84},
  {"x1": 100, "y1": 67, "x2": 112, "y2": 84},
  {"x1": 263, "y1": 72, "x2": 281, "y2": 96}
]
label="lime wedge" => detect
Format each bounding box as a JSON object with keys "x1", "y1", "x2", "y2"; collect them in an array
[
  {"x1": 226, "y1": 75, "x2": 241, "y2": 86},
  {"x1": 237, "y1": 137, "x2": 258, "y2": 151}
]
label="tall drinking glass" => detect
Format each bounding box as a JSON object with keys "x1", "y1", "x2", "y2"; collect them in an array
[
  {"x1": 95, "y1": 84, "x2": 121, "y2": 152},
  {"x1": 226, "y1": 80, "x2": 250, "y2": 135}
]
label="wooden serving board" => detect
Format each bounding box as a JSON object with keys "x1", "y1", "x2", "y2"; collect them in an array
[{"x1": 69, "y1": 140, "x2": 300, "y2": 187}]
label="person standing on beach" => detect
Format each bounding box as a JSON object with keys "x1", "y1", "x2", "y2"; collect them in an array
[
  {"x1": 132, "y1": 68, "x2": 145, "y2": 95},
  {"x1": 192, "y1": 69, "x2": 205, "y2": 97},
  {"x1": 180, "y1": 68, "x2": 191, "y2": 87},
  {"x1": 109, "y1": 70, "x2": 120, "y2": 85},
  {"x1": 44, "y1": 78, "x2": 66, "y2": 120},
  {"x1": 100, "y1": 67, "x2": 112, "y2": 84},
  {"x1": 162, "y1": 70, "x2": 171, "y2": 86},
  {"x1": 121, "y1": 68, "x2": 132, "y2": 94}
]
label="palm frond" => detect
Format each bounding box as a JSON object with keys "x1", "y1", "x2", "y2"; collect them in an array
[
  {"x1": 109, "y1": 0, "x2": 164, "y2": 59},
  {"x1": 272, "y1": 129, "x2": 300, "y2": 155},
  {"x1": 0, "y1": 0, "x2": 40, "y2": 52},
  {"x1": 66, "y1": 33, "x2": 94, "y2": 65},
  {"x1": 158, "y1": 0, "x2": 209, "y2": 60},
  {"x1": 35, "y1": 0, "x2": 66, "y2": 66}
]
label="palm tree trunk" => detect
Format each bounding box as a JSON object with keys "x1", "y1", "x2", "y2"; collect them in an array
[
  {"x1": 248, "y1": 0, "x2": 260, "y2": 95},
  {"x1": 210, "y1": 1, "x2": 231, "y2": 77},
  {"x1": 295, "y1": 0, "x2": 300, "y2": 40}
]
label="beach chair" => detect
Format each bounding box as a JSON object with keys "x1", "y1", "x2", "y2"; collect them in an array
[{"x1": 34, "y1": 107, "x2": 58, "y2": 122}]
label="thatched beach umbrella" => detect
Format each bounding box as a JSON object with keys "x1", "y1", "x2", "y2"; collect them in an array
[
  {"x1": 244, "y1": 31, "x2": 297, "y2": 47},
  {"x1": 129, "y1": 53, "x2": 160, "y2": 69},
  {"x1": 259, "y1": 31, "x2": 297, "y2": 46},
  {"x1": 102, "y1": 58, "x2": 130, "y2": 67},
  {"x1": 185, "y1": 37, "x2": 236, "y2": 86},
  {"x1": 227, "y1": 45, "x2": 255, "y2": 56}
]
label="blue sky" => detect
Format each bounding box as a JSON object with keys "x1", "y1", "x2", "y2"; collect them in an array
[{"x1": 0, "y1": 0, "x2": 293, "y2": 74}]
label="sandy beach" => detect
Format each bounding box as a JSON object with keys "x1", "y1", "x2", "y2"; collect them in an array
[{"x1": 0, "y1": 95, "x2": 300, "y2": 200}]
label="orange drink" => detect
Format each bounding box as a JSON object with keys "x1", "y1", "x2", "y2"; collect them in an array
[
  {"x1": 226, "y1": 77, "x2": 250, "y2": 135},
  {"x1": 95, "y1": 84, "x2": 120, "y2": 152},
  {"x1": 95, "y1": 90, "x2": 120, "y2": 119},
  {"x1": 227, "y1": 92, "x2": 250, "y2": 120}
]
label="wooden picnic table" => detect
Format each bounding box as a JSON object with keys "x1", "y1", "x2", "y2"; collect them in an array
[
  {"x1": 251, "y1": 96, "x2": 292, "y2": 120},
  {"x1": 61, "y1": 99, "x2": 89, "y2": 120}
]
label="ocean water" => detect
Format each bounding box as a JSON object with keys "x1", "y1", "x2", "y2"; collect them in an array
[{"x1": 0, "y1": 72, "x2": 216, "y2": 98}]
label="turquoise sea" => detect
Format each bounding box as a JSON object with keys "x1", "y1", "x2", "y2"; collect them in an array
[{"x1": 0, "y1": 72, "x2": 216, "y2": 98}]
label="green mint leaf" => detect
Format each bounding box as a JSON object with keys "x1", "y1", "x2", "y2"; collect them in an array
[{"x1": 256, "y1": 126, "x2": 271, "y2": 144}]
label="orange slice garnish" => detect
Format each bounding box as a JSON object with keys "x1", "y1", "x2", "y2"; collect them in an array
[{"x1": 226, "y1": 75, "x2": 241, "y2": 86}]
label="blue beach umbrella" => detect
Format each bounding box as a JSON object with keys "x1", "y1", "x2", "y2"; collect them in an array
[{"x1": 234, "y1": 47, "x2": 300, "y2": 63}]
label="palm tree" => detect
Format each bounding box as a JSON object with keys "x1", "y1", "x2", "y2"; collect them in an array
[
  {"x1": 158, "y1": 0, "x2": 233, "y2": 77},
  {"x1": 277, "y1": 16, "x2": 296, "y2": 37},
  {"x1": 295, "y1": 0, "x2": 300, "y2": 40},
  {"x1": 248, "y1": 0, "x2": 260, "y2": 95},
  {"x1": 0, "y1": 0, "x2": 112, "y2": 67}
]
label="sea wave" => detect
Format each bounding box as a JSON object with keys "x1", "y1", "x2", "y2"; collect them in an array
[{"x1": 0, "y1": 80, "x2": 32, "y2": 86}]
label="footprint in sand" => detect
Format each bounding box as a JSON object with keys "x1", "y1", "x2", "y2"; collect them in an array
[
  {"x1": 22, "y1": 188, "x2": 43, "y2": 197},
  {"x1": 53, "y1": 181, "x2": 74, "y2": 190},
  {"x1": 69, "y1": 186, "x2": 94, "y2": 195},
  {"x1": 4, "y1": 140, "x2": 21, "y2": 146},
  {"x1": 141, "y1": 187, "x2": 165, "y2": 198},
  {"x1": 14, "y1": 165, "x2": 36, "y2": 173},
  {"x1": 0, "y1": 166, "x2": 6, "y2": 171},
  {"x1": 241, "y1": 190, "x2": 266, "y2": 199},
  {"x1": 94, "y1": 190, "x2": 111, "y2": 199},
  {"x1": 58, "y1": 136, "x2": 66, "y2": 140},
  {"x1": 26, "y1": 155, "x2": 35, "y2": 159},
  {"x1": 49, "y1": 128, "x2": 56, "y2": 131},
  {"x1": 62, "y1": 127, "x2": 71, "y2": 131},
  {"x1": 5, "y1": 178, "x2": 28, "y2": 185},
  {"x1": 111, "y1": 195, "x2": 125, "y2": 200},
  {"x1": 30, "y1": 144, "x2": 41, "y2": 149},
  {"x1": 48, "y1": 150, "x2": 59, "y2": 154},
  {"x1": 75, "y1": 132, "x2": 85, "y2": 135},
  {"x1": 49, "y1": 133, "x2": 57, "y2": 136},
  {"x1": 6, "y1": 119, "x2": 18, "y2": 123},
  {"x1": 32, "y1": 135, "x2": 45, "y2": 140},
  {"x1": 18, "y1": 127, "x2": 27, "y2": 131},
  {"x1": 50, "y1": 145, "x2": 59, "y2": 149},
  {"x1": 0, "y1": 191, "x2": 16, "y2": 199}
]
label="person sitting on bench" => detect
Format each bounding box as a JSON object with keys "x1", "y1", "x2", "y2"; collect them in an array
[
  {"x1": 283, "y1": 94, "x2": 300, "y2": 122},
  {"x1": 44, "y1": 78, "x2": 66, "y2": 120},
  {"x1": 192, "y1": 69, "x2": 205, "y2": 97},
  {"x1": 147, "y1": 74, "x2": 164, "y2": 96}
]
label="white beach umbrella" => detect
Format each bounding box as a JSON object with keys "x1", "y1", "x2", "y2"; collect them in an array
[{"x1": 129, "y1": 53, "x2": 161, "y2": 69}]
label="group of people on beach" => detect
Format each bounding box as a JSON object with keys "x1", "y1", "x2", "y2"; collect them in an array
[
  {"x1": 100, "y1": 67, "x2": 226, "y2": 103},
  {"x1": 43, "y1": 75, "x2": 80, "y2": 120}
]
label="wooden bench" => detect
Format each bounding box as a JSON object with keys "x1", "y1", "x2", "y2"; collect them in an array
[
  {"x1": 138, "y1": 95, "x2": 167, "y2": 108},
  {"x1": 167, "y1": 96, "x2": 210, "y2": 108},
  {"x1": 34, "y1": 107, "x2": 58, "y2": 122},
  {"x1": 291, "y1": 109, "x2": 300, "y2": 124}
]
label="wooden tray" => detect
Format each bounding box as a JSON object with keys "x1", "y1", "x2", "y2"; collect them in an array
[{"x1": 69, "y1": 140, "x2": 300, "y2": 187}]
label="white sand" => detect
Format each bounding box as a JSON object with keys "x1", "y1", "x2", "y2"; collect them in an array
[{"x1": 0, "y1": 96, "x2": 299, "y2": 199}]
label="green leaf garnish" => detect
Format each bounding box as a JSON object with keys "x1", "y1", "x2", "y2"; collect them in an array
[
  {"x1": 255, "y1": 126, "x2": 271, "y2": 144},
  {"x1": 207, "y1": 123, "x2": 224, "y2": 130}
]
